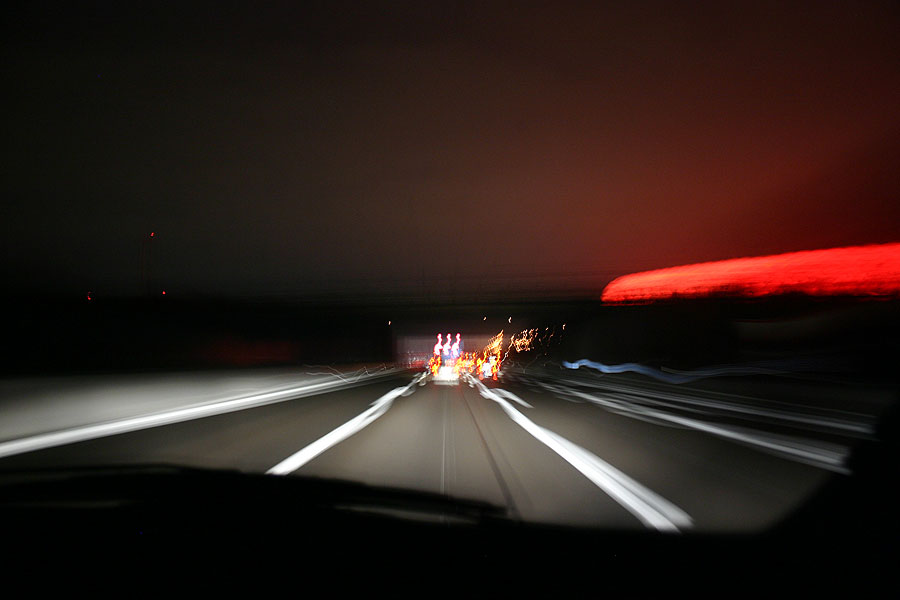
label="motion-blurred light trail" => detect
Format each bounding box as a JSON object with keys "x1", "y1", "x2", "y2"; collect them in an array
[
  {"x1": 0, "y1": 367, "x2": 403, "y2": 460},
  {"x1": 553, "y1": 384, "x2": 850, "y2": 473},
  {"x1": 468, "y1": 375, "x2": 692, "y2": 532},
  {"x1": 267, "y1": 373, "x2": 425, "y2": 475},
  {"x1": 602, "y1": 243, "x2": 900, "y2": 303},
  {"x1": 563, "y1": 359, "x2": 784, "y2": 384},
  {"x1": 549, "y1": 376, "x2": 874, "y2": 435}
]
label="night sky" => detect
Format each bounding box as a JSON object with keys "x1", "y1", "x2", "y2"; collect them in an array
[{"x1": 4, "y1": 1, "x2": 899, "y2": 301}]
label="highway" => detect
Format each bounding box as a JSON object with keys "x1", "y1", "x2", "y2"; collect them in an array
[{"x1": 1, "y1": 364, "x2": 884, "y2": 535}]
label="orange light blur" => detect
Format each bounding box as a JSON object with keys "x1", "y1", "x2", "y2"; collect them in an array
[
  {"x1": 428, "y1": 355, "x2": 441, "y2": 375},
  {"x1": 454, "y1": 352, "x2": 471, "y2": 375}
]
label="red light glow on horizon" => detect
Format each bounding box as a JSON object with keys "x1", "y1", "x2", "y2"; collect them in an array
[{"x1": 601, "y1": 243, "x2": 900, "y2": 304}]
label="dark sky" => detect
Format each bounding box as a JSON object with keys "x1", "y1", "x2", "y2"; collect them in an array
[{"x1": 3, "y1": 1, "x2": 899, "y2": 300}]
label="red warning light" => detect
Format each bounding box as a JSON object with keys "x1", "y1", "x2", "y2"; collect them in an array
[
  {"x1": 150, "y1": 232, "x2": 156, "y2": 238},
  {"x1": 161, "y1": 290, "x2": 166, "y2": 295},
  {"x1": 86, "y1": 292, "x2": 92, "y2": 301}
]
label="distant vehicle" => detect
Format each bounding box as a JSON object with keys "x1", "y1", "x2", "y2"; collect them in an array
[{"x1": 434, "y1": 364, "x2": 459, "y2": 385}]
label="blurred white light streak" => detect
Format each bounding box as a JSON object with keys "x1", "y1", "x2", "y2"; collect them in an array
[
  {"x1": 0, "y1": 368, "x2": 404, "y2": 460},
  {"x1": 557, "y1": 386, "x2": 850, "y2": 473},
  {"x1": 553, "y1": 376, "x2": 873, "y2": 435},
  {"x1": 302, "y1": 364, "x2": 395, "y2": 383},
  {"x1": 267, "y1": 373, "x2": 425, "y2": 475},
  {"x1": 468, "y1": 376, "x2": 691, "y2": 532}
]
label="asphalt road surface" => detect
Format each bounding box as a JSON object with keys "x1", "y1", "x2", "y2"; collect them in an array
[{"x1": 2, "y1": 364, "x2": 885, "y2": 534}]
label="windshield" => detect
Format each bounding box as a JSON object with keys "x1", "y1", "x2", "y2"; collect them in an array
[{"x1": 2, "y1": 0, "x2": 898, "y2": 560}]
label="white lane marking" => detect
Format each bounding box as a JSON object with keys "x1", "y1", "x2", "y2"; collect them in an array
[
  {"x1": 468, "y1": 376, "x2": 691, "y2": 532},
  {"x1": 267, "y1": 373, "x2": 425, "y2": 475},
  {"x1": 552, "y1": 377, "x2": 874, "y2": 435},
  {"x1": 0, "y1": 369, "x2": 406, "y2": 460},
  {"x1": 493, "y1": 388, "x2": 533, "y2": 408},
  {"x1": 561, "y1": 387, "x2": 850, "y2": 473}
]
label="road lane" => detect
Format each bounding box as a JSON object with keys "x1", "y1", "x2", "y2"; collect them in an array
[
  {"x1": 267, "y1": 373, "x2": 426, "y2": 475},
  {"x1": 0, "y1": 376, "x2": 410, "y2": 473},
  {"x1": 495, "y1": 373, "x2": 834, "y2": 532},
  {"x1": 0, "y1": 365, "x2": 403, "y2": 444},
  {"x1": 0, "y1": 367, "x2": 844, "y2": 534},
  {"x1": 468, "y1": 375, "x2": 691, "y2": 531},
  {"x1": 295, "y1": 376, "x2": 647, "y2": 529},
  {"x1": 294, "y1": 378, "x2": 509, "y2": 509}
]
